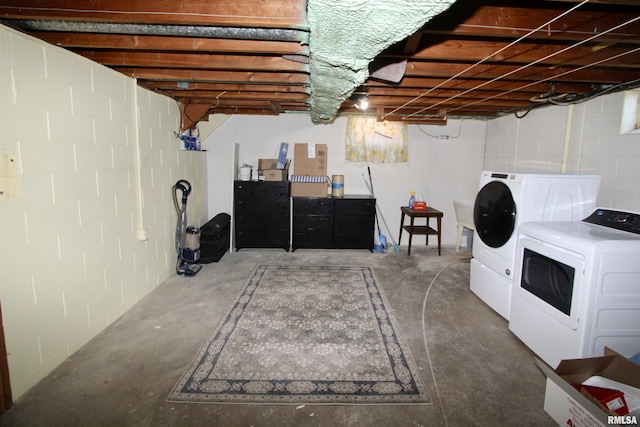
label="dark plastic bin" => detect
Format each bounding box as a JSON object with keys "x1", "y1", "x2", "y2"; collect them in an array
[{"x1": 199, "y1": 213, "x2": 231, "y2": 263}]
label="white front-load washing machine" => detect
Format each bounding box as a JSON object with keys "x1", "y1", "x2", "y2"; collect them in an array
[{"x1": 470, "y1": 171, "x2": 600, "y2": 320}]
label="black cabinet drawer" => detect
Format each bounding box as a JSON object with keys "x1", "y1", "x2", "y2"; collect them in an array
[
  {"x1": 235, "y1": 198, "x2": 289, "y2": 215},
  {"x1": 293, "y1": 215, "x2": 333, "y2": 233},
  {"x1": 335, "y1": 214, "x2": 375, "y2": 231},
  {"x1": 236, "y1": 233, "x2": 289, "y2": 250},
  {"x1": 293, "y1": 197, "x2": 334, "y2": 215},
  {"x1": 292, "y1": 214, "x2": 333, "y2": 249},
  {"x1": 253, "y1": 181, "x2": 289, "y2": 198},
  {"x1": 334, "y1": 214, "x2": 374, "y2": 249},
  {"x1": 236, "y1": 214, "x2": 289, "y2": 230},
  {"x1": 293, "y1": 232, "x2": 333, "y2": 249},
  {"x1": 234, "y1": 181, "x2": 289, "y2": 199},
  {"x1": 334, "y1": 233, "x2": 372, "y2": 249},
  {"x1": 334, "y1": 198, "x2": 375, "y2": 215},
  {"x1": 236, "y1": 227, "x2": 289, "y2": 241},
  {"x1": 234, "y1": 181, "x2": 253, "y2": 199}
]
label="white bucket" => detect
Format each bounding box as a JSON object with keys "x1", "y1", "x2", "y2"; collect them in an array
[{"x1": 239, "y1": 164, "x2": 252, "y2": 181}]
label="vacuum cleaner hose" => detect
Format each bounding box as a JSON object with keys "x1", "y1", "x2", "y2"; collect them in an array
[
  {"x1": 172, "y1": 180, "x2": 191, "y2": 274},
  {"x1": 174, "y1": 180, "x2": 191, "y2": 204}
]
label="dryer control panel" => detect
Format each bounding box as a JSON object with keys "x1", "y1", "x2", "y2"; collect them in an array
[{"x1": 583, "y1": 208, "x2": 640, "y2": 234}]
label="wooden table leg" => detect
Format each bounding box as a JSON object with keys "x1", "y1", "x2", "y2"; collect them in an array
[
  {"x1": 408, "y1": 216, "x2": 415, "y2": 255},
  {"x1": 398, "y1": 210, "x2": 405, "y2": 246},
  {"x1": 425, "y1": 218, "x2": 430, "y2": 246},
  {"x1": 437, "y1": 216, "x2": 442, "y2": 255}
]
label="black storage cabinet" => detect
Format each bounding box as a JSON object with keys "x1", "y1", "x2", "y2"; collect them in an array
[
  {"x1": 334, "y1": 197, "x2": 376, "y2": 249},
  {"x1": 292, "y1": 195, "x2": 375, "y2": 251},
  {"x1": 292, "y1": 197, "x2": 334, "y2": 249},
  {"x1": 234, "y1": 181, "x2": 290, "y2": 251}
]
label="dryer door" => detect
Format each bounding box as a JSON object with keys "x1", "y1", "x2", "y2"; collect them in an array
[{"x1": 474, "y1": 181, "x2": 516, "y2": 248}]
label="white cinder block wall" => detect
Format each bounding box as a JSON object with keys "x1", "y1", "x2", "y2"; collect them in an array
[
  {"x1": 2, "y1": 19, "x2": 638, "y2": 403},
  {"x1": 0, "y1": 25, "x2": 206, "y2": 399},
  {"x1": 204, "y1": 115, "x2": 487, "y2": 247},
  {"x1": 484, "y1": 91, "x2": 640, "y2": 213}
]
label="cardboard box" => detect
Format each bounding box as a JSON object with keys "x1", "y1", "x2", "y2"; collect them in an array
[
  {"x1": 258, "y1": 158, "x2": 290, "y2": 181},
  {"x1": 293, "y1": 143, "x2": 327, "y2": 176},
  {"x1": 291, "y1": 143, "x2": 328, "y2": 197},
  {"x1": 536, "y1": 348, "x2": 640, "y2": 427},
  {"x1": 290, "y1": 176, "x2": 329, "y2": 197}
]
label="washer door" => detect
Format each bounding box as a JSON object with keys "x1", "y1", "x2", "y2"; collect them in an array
[{"x1": 474, "y1": 181, "x2": 517, "y2": 248}]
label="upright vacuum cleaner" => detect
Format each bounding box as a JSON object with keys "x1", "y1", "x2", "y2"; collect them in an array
[{"x1": 172, "y1": 180, "x2": 202, "y2": 276}]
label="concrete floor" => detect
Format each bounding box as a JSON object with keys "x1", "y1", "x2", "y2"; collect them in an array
[{"x1": 0, "y1": 246, "x2": 556, "y2": 426}]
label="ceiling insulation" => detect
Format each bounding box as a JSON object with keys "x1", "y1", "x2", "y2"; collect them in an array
[
  {"x1": 307, "y1": 0, "x2": 458, "y2": 123},
  {"x1": 1, "y1": 0, "x2": 640, "y2": 126},
  {"x1": 8, "y1": 19, "x2": 308, "y2": 42}
]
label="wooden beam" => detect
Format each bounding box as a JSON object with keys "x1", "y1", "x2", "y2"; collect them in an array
[
  {"x1": 31, "y1": 32, "x2": 308, "y2": 55},
  {"x1": 269, "y1": 101, "x2": 284, "y2": 115},
  {"x1": 384, "y1": 39, "x2": 640, "y2": 66},
  {"x1": 141, "y1": 81, "x2": 309, "y2": 93},
  {"x1": 180, "y1": 101, "x2": 214, "y2": 132},
  {"x1": 0, "y1": 0, "x2": 308, "y2": 27},
  {"x1": 76, "y1": 51, "x2": 309, "y2": 72},
  {"x1": 114, "y1": 68, "x2": 310, "y2": 85}
]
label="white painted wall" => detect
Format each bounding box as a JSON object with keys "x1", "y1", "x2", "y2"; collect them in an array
[
  {"x1": 484, "y1": 91, "x2": 640, "y2": 212},
  {"x1": 3, "y1": 17, "x2": 638, "y2": 404},
  {"x1": 0, "y1": 24, "x2": 206, "y2": 399},
  {"x1": 204, "y1": 115, "x2": 487, "y2": 247}
]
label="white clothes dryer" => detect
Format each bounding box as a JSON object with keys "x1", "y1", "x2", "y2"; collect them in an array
[
  {"x1": 470, "y1": 171, "x2": 600, "y2": 320},
  {"x1": 509, "y1": 209, "x2": 640, "y2": 368}
]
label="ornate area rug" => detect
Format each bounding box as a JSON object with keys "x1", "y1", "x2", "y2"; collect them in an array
[{"x1": 167, "y1": 265, "x2": 429, "y2": 405}]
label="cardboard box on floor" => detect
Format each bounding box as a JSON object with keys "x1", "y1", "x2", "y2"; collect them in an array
[
  {"x1": 258, "y1": 158, "x2": 290, "y2": 181},
  {"x1": 291, "y1": 143, "x2": 329, "y2": 197},
  {"x1": 536, "y1": 347, "x2": 640, "y2": 427}
]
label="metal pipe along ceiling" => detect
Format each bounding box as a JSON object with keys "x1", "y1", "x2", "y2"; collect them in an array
[{"x1": 4, "y1": 19, "x2": 309, "y2": 43}]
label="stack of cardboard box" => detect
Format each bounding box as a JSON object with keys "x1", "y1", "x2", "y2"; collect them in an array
[
  {"x1": 258, "y1": 158, "x2": 290, "y2": 181},
  {"x1": 291, "y1": 143, "x2": 329, "y2": 197},
  {"x1": 537, "y1": 348, "x2": 640, "y2": 426},
  {"x1": 258, "y1": 142, "x2": 289, "y2": 181}
]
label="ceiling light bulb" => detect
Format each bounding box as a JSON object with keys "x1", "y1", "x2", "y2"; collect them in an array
[{"x1": 360, "y1": 99, "x2": 369, "y2": 110}]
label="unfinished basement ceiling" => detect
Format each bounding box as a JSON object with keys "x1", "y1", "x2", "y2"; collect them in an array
[{"x1": 1, "y1": 0, "x2": 640, "y2": 128}]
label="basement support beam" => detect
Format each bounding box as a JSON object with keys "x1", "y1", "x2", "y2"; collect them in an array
[
  {"x1": 180, "y1": 102, "x2": 214, "y2": 132},
  {"x1": 2, "y1": 19, "x2": 309, "y2": 43},
  {"x1": 269, "y1": 101, "x2": 285, "y2": 115}
]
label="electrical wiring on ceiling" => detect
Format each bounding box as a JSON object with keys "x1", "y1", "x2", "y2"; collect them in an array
[
  {"x1": 444, "y1": 47, "x2": 640, "y2": 118},
  {"x1": 510, "y1": 77, "x2": 640, "y2": 119},
  {"x1": 383, "y1": 0, "x2": 589, "y2": 118},
  {"x1": 406, "y1": 13, "x2": 640, "y2": 119},
  {"x1": 382, "y1": 0, "x2": 590, "y2": 120},
  {"x1": 417, "y1": 119, "x2": 466, "y2": 140}
]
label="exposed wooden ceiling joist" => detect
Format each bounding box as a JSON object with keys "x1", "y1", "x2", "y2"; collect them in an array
[{"x1": 1, "y1": 0, "x2": 639, "y2": 124}]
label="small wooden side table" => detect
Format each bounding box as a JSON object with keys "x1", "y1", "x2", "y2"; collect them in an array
[{"x1": 398, "y1": 206, "x2": 444, "y2": 256}]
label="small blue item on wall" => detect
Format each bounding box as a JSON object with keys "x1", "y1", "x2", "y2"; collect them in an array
[{"x1": 631, "y1": 352, "x2": 640, "y2": 366}]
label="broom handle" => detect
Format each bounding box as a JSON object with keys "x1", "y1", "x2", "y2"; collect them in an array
[{"x1": 363, "y1": 175, "x2": 400, "y2": 251}]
